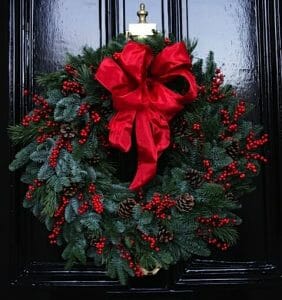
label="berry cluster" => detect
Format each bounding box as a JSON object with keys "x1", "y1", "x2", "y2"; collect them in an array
[
  {"x1": 64, "y1": 64, "x2": 78, "y2": 77},
  {"x1": 79, "y1": 121, "x2": 91, "y2": 144},
  {"x1": 36, "y1": 133, "x2": 53, "y2": 144},
  {"x1": 78, "y1": 201, "x2": 89, "y2": 215},
  {"x1": 88, "y1": 183, "x2": 104, "y2": 214},
  {"x1": 77, "y1": 103, "x2": 91, "y2": 116},
  {"x1": 244, "y1": 152, "x2": 267, "y2": 163},
  {"x1": 142, "y1": 193, "x2": 176, "y2": 219},
  {"x1": 141, "y1": 233, "x2": 160, "y2": 251},
  {"x1": 94, "y1": 237, "x2": 106, "y2": 254},
  {"x1": 88, "y1": 182, "x2": 96, "y2": 194},
  {"x1": 203, "y1": 159, "x2": 213, "y2": 181},
  {"x1": 25, "y1": 179, "x2": 44, "y2": 201},
  {"x1": 196, "y1": 214, "x2": 237, "y2": 251},
  {"x1": 62, "y1": 80, "x2": 84, "y2": 95},
  {"x1": 54, "y1": 196, "x2": 69, "y2": 218},
  {"x1": 91, "y1": 111, "x2": 101, "y2": 123},
  {"x1": 49, "y1": 137, "x2": 73, "y2": 168},
  {"x1": 208, "y1": 68, "x2": 225, "y2": 102},
  {"x1": 21, "y1": 95, "x2": 51, "y2": 126},
  {"x1": 197, "y1": 214, "x2": 237, "y2": 227},
  {"x1": 216, "y1": 161, "x2": 246, "y2": 184},
  {"x1": 220, "y1": 101, "x2": 247, "y2": 136},
  {"x1": 91, "y1": 194, "x2": 104, "y2": 214},
  {"x1": 49, "y1": 196, "x2": 69, "y2": 244},
  {"x1": 207, "y1": 237, "x2": 229, "y2": 251},
  {"x1": 117, "y1": 245, "x2": 143, "y2": 277},
  {"x1": 113, "y1": 52, "x2": 121, "y2": 60},
  {"x1": 233, "y1": 101, "x2": 246, "y2": 122},
  {"x1": 198, "y1": 85, "x2": 206, "y2": 95},
  {"x1": 36, "y1": 120, "x2": 59, "y2": 144},
  {"x1": 192, "y1": 123, "x2": 201, "y2": 131},
  {"x1": 246, "y1": 162, "x2": 258, "y2": 173},
  {"x1": 246, "y1": 131, "x2": 269, "y2": 151}
]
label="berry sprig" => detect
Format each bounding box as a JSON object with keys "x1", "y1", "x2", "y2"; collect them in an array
[
  {"x1": 78, "y1": 121, "x2": 91, "y2": 145},
  {"x1": 62, "y1": 80, "x2": 84, "y2": 96},
  {"x1": 91, "y1": 194, "x2": 104, "y2": 214},
  {"x1": 54, "y1": 196, "x2": 69, "y2": 218},
  {"x1": 142, "y1": 193, "x2": 176, "y2": 219},
  {"x1": 88, "y1": 183, "x2": 104, "y2": 214},
  {"x1": 244, "y1": 152, "x2": 268, "y2": 163},
  {"x1": 25, "y1": 179, "x2": 44, "y2": 201},
  {"x1": 196, "y1": 214, "x2": 237, "y2": 251},
  {"x1": 198, "y1": 85, "x2": 207, "y2": 95},
  {"x1": 141, "y1": 233, "x2": 160, "y2": 251},
  {"x1": 77, "y1": 103, "x2": 91, "y2": 116},
  {"x1": 88, "y1": 182, "x2": 96, "y2": 194},
  {"x1": 78, "y1": 201, "x2": 89, "y2": 215},
  {"x1": 203, "y1": 159, "x2": 213, "y2": 181},
  {"x1": 36, "y1": 120, "x2": 59, "y2": 144},
  {"x1": 49, "y1": 196, "x2": 69, "y2": 244},
  {"x1": 117, "y1": 245, "x2": 143, "y2": 277},
  {"x1": 197, "y1": 214, "x2": 237, "y2": 227},
  {"x1": 94, "y1": 237, "x2": 106, "y2": 254},
  {"x1": 90, "y1": 111, "x2": 101, "y2": 124},
  {"x1": 21, "y1": 95, "x2": 52, "y2": 127},
  {"x1": 233, "y1": 101, "x2": 246, "y2": 122},
  {"x1": 113, "y1": 52, "x2": 121, "y2": 60},
  {"x1": 246, "y1": 162, "x2": 258, "y2": 173},
  {"x1": 49, "y1": 137, "x2": 73, "y2": 168},
  {"x1": 219, "y1": 101, "x2": 247, "y2": 137},
  {"x1": 216, "y1": 161, "x2": 246, "y2": 183},
  {"x1": 48, "y1": 216, "x2": 65, "y2": 245},
  {"x1": 208, "y1": 68, "x2": 225, "y2": 102},
  {"x1": 246, "y1": 131, "x2": 269, "y2": 151}
]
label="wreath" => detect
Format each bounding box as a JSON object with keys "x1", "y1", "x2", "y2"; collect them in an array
[{"x1": 9, "y1": 33, "x2": 268, "y2": 284}]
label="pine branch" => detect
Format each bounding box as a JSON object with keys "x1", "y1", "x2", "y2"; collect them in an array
[{"x1": 8, "y1": 124, "x2": 39, "y2": 146}]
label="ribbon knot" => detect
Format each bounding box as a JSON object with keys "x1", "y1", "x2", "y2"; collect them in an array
[{"x1": 96, "y1": 41, "x2": 198, "y2": 190}]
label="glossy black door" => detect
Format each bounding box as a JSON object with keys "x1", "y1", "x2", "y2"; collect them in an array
[{"x1": 3, "y1": 0, "x2": 282, "y2": 299}]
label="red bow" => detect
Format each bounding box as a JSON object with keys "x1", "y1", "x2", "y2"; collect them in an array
[{"x1": 95, "y1": 41, "x2": 198, "y2": 190}]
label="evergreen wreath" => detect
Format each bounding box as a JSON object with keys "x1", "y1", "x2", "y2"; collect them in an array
[{"x1": 9, "y1": 33, "x2": 269, "y2": 284}]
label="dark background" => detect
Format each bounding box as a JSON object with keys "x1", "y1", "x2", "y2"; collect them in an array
[{"x1": 1, "y1": 0, "x2": 282, "y2": 299}]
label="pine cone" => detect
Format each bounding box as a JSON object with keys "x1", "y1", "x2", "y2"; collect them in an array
[
  {"x1": 225, "y1": 192, "x2": 235, "y2": 201},
  {"x1": 63, "y1": 184, "x2": 79, "y2": 197},
  {"x1": 60, "y1": 124, "x2": 76, "y2": 139},
  {"x1": 186, "y1": 168, "x2": 203, "y2": 188},
  {"x1": 176, "y1": 193, "x2": 195, "y2": 212},
  {"x1": 88, "y1": 154, "x2": 100, "y2": 165},
  {"x1": 226, "y1": 140, "x2": 240, "y2": 159},
  {"x1": 118, "y1": 198, "x2": 137, "y2": 218},
  {"x1": 157, "y1": 227, "x2": 174, "y2": 243}
]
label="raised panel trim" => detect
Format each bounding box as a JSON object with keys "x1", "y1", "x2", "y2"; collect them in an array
[{"x1": 11, "y1": 260, "x2": 282, "y2": 289}]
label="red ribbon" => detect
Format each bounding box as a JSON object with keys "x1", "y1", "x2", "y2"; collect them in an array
[{"x1": 95, "y1": 41, "x2": 198, "y2": 190}]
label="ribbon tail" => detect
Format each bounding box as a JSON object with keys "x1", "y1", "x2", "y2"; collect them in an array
[
  {"x1": 109, "y1": 111, "x2": 136, "y2": 152},
  {"x1": 129, "y1": 112, "x2": 157, "y2": 191}
]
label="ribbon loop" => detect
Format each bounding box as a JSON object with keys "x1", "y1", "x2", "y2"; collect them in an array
[{"x1": 96, "y1": 40, "x2": 198, "y2": 190}]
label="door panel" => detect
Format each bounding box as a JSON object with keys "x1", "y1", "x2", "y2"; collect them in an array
[
  {"x1": 189, "y1": 0, "x2": 266, "y2": 261},
  {"x1": 5, "y1": 0, "x2": 282, "y2": 298}
]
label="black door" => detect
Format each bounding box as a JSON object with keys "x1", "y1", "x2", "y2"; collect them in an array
[{"x1": 2, "y1": 0, "x2": 282, "y2": 299}]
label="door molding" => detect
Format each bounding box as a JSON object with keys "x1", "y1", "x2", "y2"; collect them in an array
[{"x1": 7, "y1": 0, "x2": 282, "y2": 292}]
